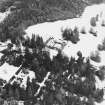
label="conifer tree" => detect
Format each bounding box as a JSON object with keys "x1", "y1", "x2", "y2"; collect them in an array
[
  {"x1": 0, "y1": 2, "x2": 105, "y2": 104},
  {"x1": 8, "y1": 86, "x2": 14, "y2": 98},
  {"x1": 15, "y1": 88, "x2": 20, "y2": 100}
]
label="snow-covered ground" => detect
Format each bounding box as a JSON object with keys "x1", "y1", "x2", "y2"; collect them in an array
[
  {"x1": 25, "y1": 3, "x2": 105, "y2": 104},
  {"x1": 0, "y1": 3, "x2": 105, "y2": 104},
  {"x1": 0, "y1": 41, "x2": 36, "y2": 89},
  {"x1": 25, "y1": 3, "x2": 105, "y2": 68},
  {"x1": 0, "y1": 7, "x2": 12, "y2": 22}
]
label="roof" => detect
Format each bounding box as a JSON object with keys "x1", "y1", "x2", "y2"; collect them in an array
[{"x1": 0, "y1": 63, "x2": 19, "y2": 82}]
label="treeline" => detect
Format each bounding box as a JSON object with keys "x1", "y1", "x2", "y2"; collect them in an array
[
  {"x1": 0, "y1": 0, "x2": 89, "y2": 42},
  {"x1": 0, "y1": 33, "x2": 105, "y2": 105},
  {"x1": 0, "y1": 0, "x2": 105, "y2": 104},
  {"x1": 1, "y1": 78, "x2": 37, "y2": 100}
]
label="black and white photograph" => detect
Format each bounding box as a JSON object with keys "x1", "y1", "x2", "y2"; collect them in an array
[{"x1": 0, "y1": 0, "x2": 105, "y2": 105}]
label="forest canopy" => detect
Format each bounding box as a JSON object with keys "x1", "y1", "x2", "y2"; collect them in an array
[{"x1": 0, "y1": 0, "x2": 105, "y2": 105}]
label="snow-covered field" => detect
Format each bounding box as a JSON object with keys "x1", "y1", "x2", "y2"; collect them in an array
[
  {"x1": 25, "y1": 3, "x2": 105, "y2": 68},
  {"x1": 25, "y1": 3, "x2": 105, "y2": 104},
  {"x1": 0, "y1": 3, "x2": 105, "y2": 104}
]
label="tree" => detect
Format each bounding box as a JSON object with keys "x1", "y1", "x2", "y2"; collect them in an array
[
  {"x1": 62, "y1": 27, "x2": 80, "y2": 44},
  {"x1": 90, "y1": 17, "x2": 96, "y2": 27},
  {"x1": 14, "y1": 88, "x2": 20, "y2": 100},
  {"x1": 90, "y1": 51, "x2": 101, "y2": 63},
  {"x1": 26, "y1": 77, "x2": 33, "y2": 98},
  {"x1": 0, "y1": 33, "x2": 104, "y2": 105},
  {"x1": 0, "y1": 8, "x2": 104, "y2": 104},
  {"x1": 98, "y1": 38, "x2": 105, "y2": 51},
  {"x1": 8, "y1": 86, "x2": 14, "y2": 98},
  {"x1": 89, "y1": 27, "x2": 97, "y2": 36}
]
